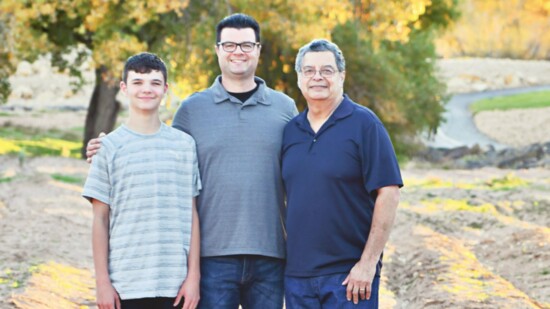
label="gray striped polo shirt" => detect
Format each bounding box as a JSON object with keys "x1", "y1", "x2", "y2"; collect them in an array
[{"x1": 82, "y1": 123, "x2": 201, "y2": 300}]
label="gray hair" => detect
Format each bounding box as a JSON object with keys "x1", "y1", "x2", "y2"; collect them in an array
[{"x1": 295, "y1": 39, "x2": 346, "y2": 73}]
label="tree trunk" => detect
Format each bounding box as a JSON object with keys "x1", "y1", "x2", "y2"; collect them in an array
[{"x1": 81, "y1": 66, "x2": 120, "y2": 158}]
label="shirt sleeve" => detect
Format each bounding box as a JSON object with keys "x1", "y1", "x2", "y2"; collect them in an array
[
  {"x1": 361, "y1": 122, "x2": 403, "y2": 194},
  {"x1": 172, "y1": 99, "x2": 191, "y2": 134},
  {"x1": 191, "y1": 139, "x2": 202, "y2": 197},
  {"x1": 82, "y1": 143, "x2": 111, "y2": 205}
]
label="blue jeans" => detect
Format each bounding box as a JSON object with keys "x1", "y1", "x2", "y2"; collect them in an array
[
  {"x1": 198, "y1": 255, "x2": 284, "y2": 309},
  {"x1": 285, "y1": 273, "x2": 380, "y2": 309}
]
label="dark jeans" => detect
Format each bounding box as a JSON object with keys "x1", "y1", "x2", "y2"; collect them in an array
[
  {"x1": 198, "y1": 255, "x2": 285, "y2": 309},
  {"x1": 121, "y1": 297, "x2": 182, "y2": 309},
  {"x1": 285, "y1": 273, "x2": 380, "y2": 309}
]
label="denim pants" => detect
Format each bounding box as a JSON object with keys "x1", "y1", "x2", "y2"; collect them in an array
[
  {"x1": 285, "y1": 273, "x2": 380, "y2": 309},
  {"x1": 198, "y1": 255, "x2": 285, "y2": 309}
]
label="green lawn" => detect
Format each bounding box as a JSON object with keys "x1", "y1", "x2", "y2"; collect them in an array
[{"x1": 470, "y1": 90, "x2": 550, "y2": 113}]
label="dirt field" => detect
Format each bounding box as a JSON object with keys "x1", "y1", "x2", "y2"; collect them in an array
[{"x1": 1, "y1": 156, "x2": 549, "y2": 308}]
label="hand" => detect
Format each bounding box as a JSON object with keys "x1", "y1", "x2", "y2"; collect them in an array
[
  {"x1": 86, "y1": 132, "x2": 106, "y2": 164},
  {"x1": 96, "y1": 281, "x2": 121, "y2": 309},
  {"x1": 174, "y1": 276, "x2": 200, "y2": 309},
  {"x1": 342, "y1": 261, "x2": 376, "y2": 304}
]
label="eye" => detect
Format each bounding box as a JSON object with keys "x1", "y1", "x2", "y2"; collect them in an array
[
  {"x1": 223, "y1": 42, "x2": 236, "y2": 49},
  {"x1": 321, "y1": 69, "x2": 335, "y2": 76},
  {"x1": 303, "y1": 69, "x2": 315, "y2": 75},
  {"x1": 241, "y1": 43, "x2": 254, "y2": 50}
]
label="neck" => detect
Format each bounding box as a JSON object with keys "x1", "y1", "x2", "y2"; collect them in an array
[
  {"x1": 221, "y1": 74, "x2": 257, "y2": 93},
  {"x1": 306, "y1": 95, "x2": 344, "y2": 133},
  {"x1": 125, "y1": 109, "x2": 162, "y2": 134},
  {"x1": 307, "y1": 94, "x2": 344, "y2": 120}
]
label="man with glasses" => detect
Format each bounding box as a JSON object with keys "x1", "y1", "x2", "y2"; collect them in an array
[
  {"x1": 172, "y1": 13, "x2": 297, "y2": 308},
  {"x1": 281, "y1": 39, "x2": 403, "y2": 308}
]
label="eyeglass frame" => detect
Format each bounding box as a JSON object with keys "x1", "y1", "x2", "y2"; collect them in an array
[
  {"x1": 299, "y1": 65, "x2": 340, "y2": 78},
  {"x1": 216, "y1": 41, "x2": 261, "y2": 53}
]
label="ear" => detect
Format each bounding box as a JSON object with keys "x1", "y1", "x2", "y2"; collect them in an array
[{"x1": 120, "y1": 81, "x2": 127, "y2": 95}]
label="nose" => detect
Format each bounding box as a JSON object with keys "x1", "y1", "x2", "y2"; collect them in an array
[{"x1": 312, "y1": 70, "x2": 323, "y2": 80}]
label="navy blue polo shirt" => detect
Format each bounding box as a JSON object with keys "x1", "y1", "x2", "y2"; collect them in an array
[{"x1": 282, "y1": 95, "x2": 403, "y2": 277}]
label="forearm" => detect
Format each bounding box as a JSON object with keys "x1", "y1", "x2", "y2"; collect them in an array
[
  {"x1": 359, "y1": 186, "x2": 400, "y2": 268},
  {"x1": 92, "y1": 202, "x2": 111, "y2": 285},
  {"x1": 187, "y1": 198, "x2": 200, "y2": 280}
]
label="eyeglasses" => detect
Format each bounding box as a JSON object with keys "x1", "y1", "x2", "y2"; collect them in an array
[
  {"x1": 300, "y1": 67, "x2": 338, "y2": 78},
  {"x1": 217, "y1": 41, "x2": 260, "y2": 53}
]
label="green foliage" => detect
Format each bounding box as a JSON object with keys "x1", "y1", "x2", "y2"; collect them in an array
[
  {"x1": 470, "y1": 90, "x2": 550, "y2": 113},
  {"x1": 50, "y1": 173, "x2": 84, "y2": 184},
  {"x1": 331, "y1": 0, "x2": 458, "y2": 156},
  {"x1": 0, "y1": 124, "x2": 82, "y2": 142},
  {"x1": 484, "y1": 174, "x2": 529, "y2": 191},
  {"x1": 0, "y1": 176, "x2": 14, "y2": 183},
  {"x1": 1, "y1": 0, "x2": 460, "y2": 158},
  {"x1": 0, "y1": 16, "x2": 13, "y2": 104}
]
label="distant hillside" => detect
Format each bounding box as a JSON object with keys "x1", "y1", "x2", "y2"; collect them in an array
[{"x1": 436, "y1": 0, "x2": 550, "y2": 59}]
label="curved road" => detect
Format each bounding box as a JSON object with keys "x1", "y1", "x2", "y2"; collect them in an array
[{"x1": 424, "y1": 85, "x2": 550, "y2": 150}]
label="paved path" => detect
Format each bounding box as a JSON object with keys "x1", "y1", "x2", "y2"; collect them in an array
[{"x1": 424, "y1": 85, "x2": 550, "y2": 150}]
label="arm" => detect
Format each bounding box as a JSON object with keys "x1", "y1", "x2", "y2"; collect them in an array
[
  {"x1": 92, "y1": 199, "x2": 121, "y2": 309},
  {"x1": 343, "y1": 185, "x2": 400, "y2": 304},
  {"x1": 174, "y1": 197, "x2": 201, "y2": 308},
  {"x1": 85, "y1": 132, "x2": 106, "y2": 164}
]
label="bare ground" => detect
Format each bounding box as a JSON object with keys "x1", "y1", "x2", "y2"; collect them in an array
[{"x1": 1, "y1": 157, "x2": 549, "y2": 308}]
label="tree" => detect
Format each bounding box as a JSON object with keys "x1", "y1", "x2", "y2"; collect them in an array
[
  {"x1": 332, "y1": 0, "x2": 460, "y2": 156},
  {"x1": 1, "y1": 0, "x2": 459, "y2": 158},
  {"x1": 436, "y1": 0, "x2": 550, "y2": 59},
  {"x1": 0, "y1": 15, "x2": 13, "y2": 104},
  {"x1": 0, "y1": 0, "x2": 215, "y2": 157}
]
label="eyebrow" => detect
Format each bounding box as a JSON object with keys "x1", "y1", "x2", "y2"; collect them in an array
[
  {"x1": 129, "y1": 78, "x2": 164, "y2": 83},
  {"x1": 303, "y1": 65, "x2": 336, "y2": 69}
]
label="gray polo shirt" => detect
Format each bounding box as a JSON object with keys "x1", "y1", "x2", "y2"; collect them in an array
[{"x1": 173, "y1": 76, "x2": 297, "y2": 258}]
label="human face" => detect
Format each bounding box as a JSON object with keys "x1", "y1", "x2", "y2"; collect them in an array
[
  {"x1": 120, "y1": 70, "x2": 167, "y2": 112},
  {"x1": 298, "y1": 51, "x2": 345, "y2": 104},
  {"x1": 216, "y1": 27, "x2": 260, "y2": 80}
]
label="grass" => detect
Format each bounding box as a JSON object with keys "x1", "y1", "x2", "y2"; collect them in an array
[
  {"x1": 0, "y1": 125, "x2": 82, "y2": 158},
  {"x1": 470, "y1": 90, "x2": 550, "y2": 113},
  {"x1": 0, "y1": 176, "x2": 14, "y2": 183},
  {"x1": 51, "y1": 173, "x2": 84, "y2": 185}
]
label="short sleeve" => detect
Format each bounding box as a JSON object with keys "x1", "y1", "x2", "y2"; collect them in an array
[
  {"x1": 361, "y1": 122, "x2": 403, "y2": 194},
  {"x1": 82, "y1": 144, "x2": 112, "y2": 205},
  {"x1": 191, "y1": 139, "x2": 202, "y2": 197}
]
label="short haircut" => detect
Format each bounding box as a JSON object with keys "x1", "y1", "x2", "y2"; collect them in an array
[
  {"x1": 216, "y1": 13, "x2": 261, "y2": 43},
  {"x1": 295, "y1": 39, "x2": 346, "y2": 73},
  {"x1": 122, "y1": 52, "x2": 167, "y2": 84}
]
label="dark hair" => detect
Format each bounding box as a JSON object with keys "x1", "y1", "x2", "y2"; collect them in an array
[
  {"x1": 295, "y1": 39, "x2": 346, "y2": 73},
  {"x1": 122, "y1": 52, "x2": 167, "y2": 84},
  {"x1": 216, "y1": 13, "x2": 260, "y2": 43}
]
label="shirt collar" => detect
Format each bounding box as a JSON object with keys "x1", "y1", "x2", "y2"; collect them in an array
[
  {"x1": 295, "y1": 94, "x2": 354, "y2": 128},
  {"x1": 211, "y1": 76, "x2": 270, "y2": 105}
]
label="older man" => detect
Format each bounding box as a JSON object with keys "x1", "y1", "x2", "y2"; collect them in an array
[{"x1": 282, "y1": 39, "x2": 403, "y2": 308}]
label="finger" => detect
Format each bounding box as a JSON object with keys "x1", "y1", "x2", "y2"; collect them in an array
[
  {"x1": 99, "y1": 132, "x2": 106, "y2": 138},
  {"x1": 366, "y1": 284, "x2": 372, "y2": 300},
  {"x1": 346, "y1": 283, "x2": 353, "y2": 301},
  {"x1": 359, "y1": 287, "x2": 366, "y2": 300},
  {"x1": 115, "y1": 294, "x2": 121, "y2": 309},
  {"x1": 86, "y1": 157, "x2": 92, "y2": 164},
  {"x1": 174, "y1": 293, "x2": 183, "y2": 307},
  {"x1": 182, "y1": 298, "x2": 190, "y2": 309},
  {"x1": 341, "y1": 274, "x2": 350, "y2": 285},
  {"x1": 353, "y1": 286, "x2": 359, "y2": 304}
]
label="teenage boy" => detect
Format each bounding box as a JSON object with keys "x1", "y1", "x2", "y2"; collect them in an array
[{"x1": 82, "y1": 52, "x2": 201, "y2": 309}]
